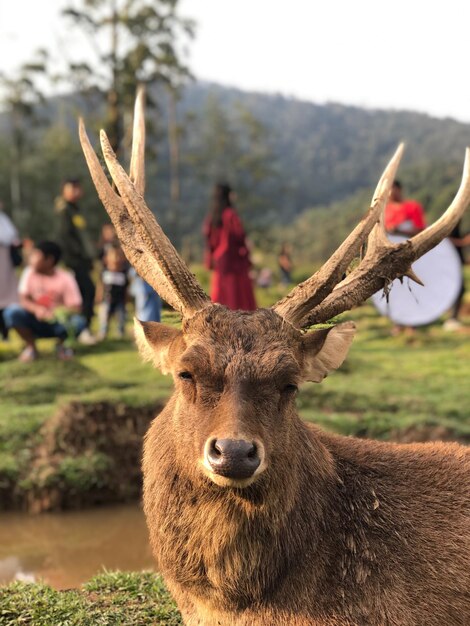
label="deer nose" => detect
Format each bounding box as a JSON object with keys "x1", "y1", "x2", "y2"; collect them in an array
[{"x1": 206, "y1": 438, "x2": 260, "y2": 480}]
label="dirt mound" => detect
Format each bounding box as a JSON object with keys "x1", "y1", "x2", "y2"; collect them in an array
[{"x1": 23, "y1": 401, "x2": 161, "y2": 513}]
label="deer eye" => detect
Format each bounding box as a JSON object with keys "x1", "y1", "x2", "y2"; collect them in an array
[
  {"x1": 178, "y1": 371, "x2": 193, "y2": 381},
  {"x1": 283, "y1": 383, "x2": 298, "y2": 394}
]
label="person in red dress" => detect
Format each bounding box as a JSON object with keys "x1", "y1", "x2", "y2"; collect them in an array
[
  {"x1": 203, "y1": 183, "x2": 257, "y2": 311},
  {"x1": 385, "y1": 180, "x2": 426, "y2": 235}
]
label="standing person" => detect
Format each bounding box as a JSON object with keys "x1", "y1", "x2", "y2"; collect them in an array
[
  {"x1": 56, "y1": 178, "x2": 96, "y2": 344},
  {"x1": 0, "y1": 204, "x2": 20, "y2": 340},
  {"x1": 132, "y1": 274, "x2": 162, "y2": 323},
  {"x1": 444, "y1": 220, "x2": 470, "y2": 330},
  {"x1": 384, "y1": 181, "x2": 426, "y2": 336},
  {"x1": 278, "y1": 242, "x2": 293, "y2": 285},
  {"x1": 385, "y1": 180, "x2": 426, "y2": 236},
  {"x1": 98, "y1": 223, "x2": 118, "y2": 268},
  {"x1": 96, "y1": 244, "x2": 129, "y2": 339},
  {"x1": 3, "y1": 241, "x2": 86, "y2": 361},
  {"x1": 203, "y1": 183, "x2": 256, "y2": 311}
]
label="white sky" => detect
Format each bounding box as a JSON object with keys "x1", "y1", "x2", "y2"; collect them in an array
[{"x1": 0, "y1": 0, "x2": 469, "y2": 122}]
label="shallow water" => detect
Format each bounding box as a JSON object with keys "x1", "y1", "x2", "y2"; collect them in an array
[{"x1": 0, "y1": 503, "x2": 154, "y2": 589}]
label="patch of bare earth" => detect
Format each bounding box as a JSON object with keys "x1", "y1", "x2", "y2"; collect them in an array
[{"x1": 23, "y1": 401, "x2": 161, "y2": 513}]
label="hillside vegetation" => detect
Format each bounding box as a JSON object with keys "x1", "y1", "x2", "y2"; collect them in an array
[{"x1": 1, "y1": 81, "x2": 470, "y2": 260}]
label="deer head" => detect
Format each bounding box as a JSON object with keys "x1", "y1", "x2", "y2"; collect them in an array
[{"x1": 79, "y1": 88, "x2": 470, "y2": 489}]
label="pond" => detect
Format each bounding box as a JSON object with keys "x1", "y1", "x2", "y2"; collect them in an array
[{"x1": 0, "y1": 503, "x2": 154, "y2": 589}]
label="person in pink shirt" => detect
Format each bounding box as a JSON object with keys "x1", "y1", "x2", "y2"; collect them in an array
[{"x1": 3, "y1": 241, "x2": 86, "y2": 362}]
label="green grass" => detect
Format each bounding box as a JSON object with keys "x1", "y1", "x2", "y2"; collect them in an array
[
  {"x1": 0, "y1": 571, "x2": 182, "y2": 625},
  {"x1": 1, "y1": 275, "x2": 469, "y2": 506},
  {"x1": 0, "y1": 311, "x2": 177, "y2": 496},
  {"x1": 0, "y1": 275, "x2": 469, "y2": 620},
  {"x1": 0, "y1": 290, "x2": 468, "y2": 451},
  {"x1": 298, "y1": 308, "x2": 470, "y2": 440},
  {"x1": 256, "y1": 267, "x2": 470, "y2": 441}
]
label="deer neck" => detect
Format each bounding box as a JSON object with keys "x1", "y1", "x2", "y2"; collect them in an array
[{"x1": 144, "y1": 414, "x2": 335, "y2": 610}]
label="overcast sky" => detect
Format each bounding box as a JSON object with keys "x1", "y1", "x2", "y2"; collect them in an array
[{"x1": 1, "y1": 0, "x2": 469, "y2": 122}]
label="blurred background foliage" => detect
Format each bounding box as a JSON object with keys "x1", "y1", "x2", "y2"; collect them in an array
[{"x1": 1, "y1": 0, "x2": 469, "y2": 271}]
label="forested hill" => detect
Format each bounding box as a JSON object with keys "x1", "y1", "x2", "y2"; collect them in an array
[
  {"x1": 1, "y1": 79, "x2": 469, "y2": 254},
  {"x1": 176, "y1": 82, "x2": 470, "y2": 225}
]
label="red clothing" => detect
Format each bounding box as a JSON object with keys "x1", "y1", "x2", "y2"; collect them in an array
[
  {"x1": 385, "y1": 200, "x2": 426, "y2": 234},
  {"x1": 204, "y1": 207, "x2": 256, "y2": 311}
]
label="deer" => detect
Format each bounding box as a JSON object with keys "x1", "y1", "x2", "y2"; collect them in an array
[{"x1": 79, "y1": 89, "x2": 470, "y2": 626}]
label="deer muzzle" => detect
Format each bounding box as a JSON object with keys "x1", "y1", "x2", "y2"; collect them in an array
[{"x1": 205, "y1": 438, "x2": 261, "y2": 480}]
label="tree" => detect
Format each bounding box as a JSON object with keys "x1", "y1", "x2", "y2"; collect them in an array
[
  {"x1": 62, "y1": 0, "x2": 195, "y2": 153},
  {"x1": 154, "y1": 93, "x2": 279, "y2": 259},
  {"x1": 167, "y1": 86, "x2": 182, "y2": 243},
  {"x1": 0, "y1": 51, "x2": 49, "y2": 227},
  {"x1": 182, "y1": 95, "x2": 276, "y2": 227}
]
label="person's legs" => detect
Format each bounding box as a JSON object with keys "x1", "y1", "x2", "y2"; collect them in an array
[
  {"x1": 0, "y1": 310, "x2": 8, "y2": 340},
  {"x1": 3, "y1": 305, "x2": 68, "y2": 360},
  {"x1": 444, "y1": 282, "x2": 465, "y2": 331},
  {"x1": 137, "y1": 281, "x2": 161, "y2": 322},
  {"x1": 451, "y1": 283, "x2": 465, "y2": 320},
  {"x1": 134, "y1": 278, "x2": 145, "y2": 320},
  {"x1": 104, "y1": 298, "x2": 124, "y2": 338},
  {"x1": 115, "y1": 299, "x2": 126, "y2": 337},
  {"x1": 73, "y1": 266, "x2": 96, "y2": 328},
  {"x1": 280, "y1": 268, "x2": 291, "y2": 285},
  {"x1": 3, "y1": 305, "x2": 39, "y2": 352},
  {"x1": 12, "y1": 324, "x2": 37, "y2": 361},
  {"x1": 55, "y1": 314, "x2": 86, "y2": 360},
  {"x1": 98, "y1": 302, "x2": 111, "y2": 339},
  {"x1": 67, "y1": 313, "x2": 87, "y2": 338}
]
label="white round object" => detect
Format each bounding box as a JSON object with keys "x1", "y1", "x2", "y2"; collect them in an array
[{"x1": 371, "y1": 236, "x2": 462, "y2": 326}]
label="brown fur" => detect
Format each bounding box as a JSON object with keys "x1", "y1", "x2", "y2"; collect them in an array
[{"x1": 141, "y1": 306, "x2": 470, "y2": 626}]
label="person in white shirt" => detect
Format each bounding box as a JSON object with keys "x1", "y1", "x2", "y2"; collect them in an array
[{"x1": 0, "y1": 205, "x2": 20, "y2": 340}]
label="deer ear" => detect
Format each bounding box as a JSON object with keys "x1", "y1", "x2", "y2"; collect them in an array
[
  {"x1": 302, "y1": 322, "x2": 355, "y2": 383},
  {"x1": 134, "y1": 318, "x2": 182, "y2": 374}
]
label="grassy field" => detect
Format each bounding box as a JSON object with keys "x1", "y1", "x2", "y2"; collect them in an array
[
  {"x1": 0, "y1": 271, "x2": 469, "y2": 508},
  {"x1": 0, "y1": 273, "x2": 469, "y2": 621},
  {"x1": 0, "y1": 571, "x2": 182, "y2": 626}
]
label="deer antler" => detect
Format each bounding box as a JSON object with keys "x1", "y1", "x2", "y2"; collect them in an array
[
  {"x1": 79, "y1": 86, "x2": 211, "y2": 318},
  {"x1": 273, "y1": 146, "x2": 470, "y2": 329}
]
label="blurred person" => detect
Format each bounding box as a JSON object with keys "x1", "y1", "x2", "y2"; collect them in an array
[
  {"x1": 443, "y1": 219, "x2": 470, "y2": 330},
  {"x1": 257, "y1": 267, "x2": 273, "y2": 289},
  {"x1": 56, "y1": 178, "x2": 96, "y2": 343},
  {"x1": 385, "y1": 181, "x2": 426, "y2": 336},
  {"x1": 278, "y1": 242, "x2": 293, "y2": 284},
  {"x1": 98, "y1": 223, "x2": 118, "y2": 269},
  {"x1": 21, "y1": 237, "x2": 35, "y2": 261},
  {"x1": 0, "y1": 204, "x2": 20, "y2": 340},
  {"x1": 132, "y1": 273, "x2": 162, "y2": 323},
  {"x1": 203, "y1": 183, "x2": 256, "y2": 311},
  {"x1": 385, "y1": 180, "x2": 426, "y2": 236},
  {"x1": 3, "y1": 241, "x2": 86, "y2": 362},
  {"x1": 96, "y1": 244, "x2": 129, "y2": 339}
]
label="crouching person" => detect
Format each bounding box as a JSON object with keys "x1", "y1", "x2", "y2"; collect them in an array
[{"x1": 3, "y1": 241, "x2": 86, "y2": 362}]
